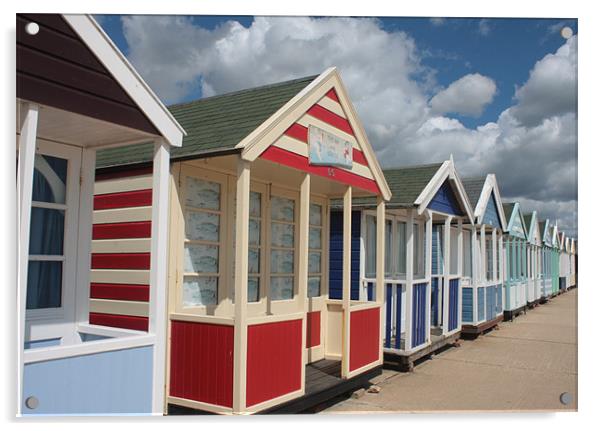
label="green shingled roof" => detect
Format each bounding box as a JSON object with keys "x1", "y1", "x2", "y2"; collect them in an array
[
  {"x1": 462, "y1": 176, "x2": 487, "y2": 211},
  {"x1": 96, "y1": 75, "x2": 319, "y2": 169},
  {"x1": 332, "y1": 162, "x2": 444, "y2": 208}
]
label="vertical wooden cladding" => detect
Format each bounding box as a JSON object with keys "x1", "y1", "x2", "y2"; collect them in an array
[
  {"x1": 306, "y1": 311, "x2": 321, "y2": 348},
  {"x1": 16, "y1": 14, "x2": 158, "y2": 134},
  {"x1": 411, "y1": 283, "x2": 428, "y2": 348},
  {"x1": 246, "y1": 319, "x2": 303, "y2": 407},
  {"x1": 170, "y1": 321, "x2": 234, "y2": 408},
  {"x1": 349, "y1": 307, "x2": 380, "y2": 372}
]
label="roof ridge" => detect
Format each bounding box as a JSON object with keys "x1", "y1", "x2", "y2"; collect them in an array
[
  {"x1": 168, "y1": 74, "x2": 319, "y2": 110},
  {"x1": 383, "y1": 161, "x2": 444, "y2": 172}
]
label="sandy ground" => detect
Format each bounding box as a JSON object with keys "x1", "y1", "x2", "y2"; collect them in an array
[{"x1": 322, "y1": 288, "x2": 577, "y2": 413}]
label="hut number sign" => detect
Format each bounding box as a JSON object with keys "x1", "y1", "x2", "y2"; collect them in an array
[{"x1": 308, "y1": 125, "x2": 353, "y2": 170}]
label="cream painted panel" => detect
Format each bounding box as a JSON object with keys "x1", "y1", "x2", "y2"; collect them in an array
[{"x1": 94, "y1": 175, "x2": 153, "y2": 195}]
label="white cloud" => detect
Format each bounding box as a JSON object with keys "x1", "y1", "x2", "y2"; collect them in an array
[
  {"x1": 478, "y1": 19, "x2": 491, "y2": 36},
  {"x1": 430, "y1": 17, "x2": 445, "y2": 26},
  {"x1": 430, "y1": 73, "x2": 497, "y2": 117},
  {"x1": 120, "y1": 17, "x2": 577, "y2": 237}
]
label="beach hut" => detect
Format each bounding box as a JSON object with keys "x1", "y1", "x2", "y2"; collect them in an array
[
  {"x1": 459, "y1": 175, "x2": 507, "y2": 338},
  {"x1": 559, "y1": 232, "x2": 570, "y2": 294},
  {"x1": 550, "y1": 224, "x2": 561, "y2": 297},
  {"x1": 524, "y1": 211, "x2": 543, "y2": 307},
  {"x1": 16, "y1": 14, "x2": 185, "y2": 415},
  {"x1": 539, "y1": 219, "x2": 554, "y2": 301},
  {"x1": 501, "y1": 202, "x2": 529, "y2": 321},
  {"x1": 95, "y1": 68, "x2": 392, "y2": 414},
  {"x1": 568, "y1": 238, "x2": 577, "y2": 289},
  {"x1": 331, "y1": 159, "x2": 474, "y2": 370}
]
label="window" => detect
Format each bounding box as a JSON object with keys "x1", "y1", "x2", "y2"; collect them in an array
[
  {"x1": 385, "y1": 219, "x2": 393, "y2": 277},
  {"x1": 270, "y1": 195, "x2": 296, "y2": 300},
  {"x1": 365, "y1": 215, "x2": 376, "y2": 278},
  {"x1": 486, "y1": 237, "x2": 493, "y2": 281},
  {"x1": 182, "y1": 176, "x2": 222, "y2": 307},
  {"x1": 27, "y1": 154, "x2": 68, "y2": 310},
  {"x1": 308, "y1": 203, "x2": 323, "y2": 297},
  {"x1": 413, "y1": 223, "x2": 420, "y2": 277},
  {"x1": 463, "y1": 230, "x2": 472, "y2": 277},
  {"x1": 396, "y1": 221, "x2": 406, "y2": 276},
  {"x1": 450, "y1": 228, "x2": 458, "y2": 275}
]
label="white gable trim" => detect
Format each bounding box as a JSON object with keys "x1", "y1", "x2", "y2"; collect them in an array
[
  {"x1": 473, "y1": 174, "x2": 507, "y2": 230},
  {"x1": 237, "y1": 67, "x2": 392, "y2": 200},
  {"x1": 505, "y1": 202, "x2": 528, "y2": 239},
  {"x1": 415, "y1": 159, "x2": 475, "y2": 223},
  {"x1": 527, "y1": 211, "x2": 541, "y2": 245},
  {"x1": 63, "y1": 15, "x2": 185, "y2": 147}
]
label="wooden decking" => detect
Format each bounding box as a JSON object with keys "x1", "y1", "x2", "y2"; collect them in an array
[{"x1": 461, "y1": 315, "x2": 503, "y2": 339}]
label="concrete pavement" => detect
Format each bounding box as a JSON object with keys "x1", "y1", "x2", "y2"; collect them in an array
[{"x1": 322, "y1": 288, "x2": 577, "y2": 413}]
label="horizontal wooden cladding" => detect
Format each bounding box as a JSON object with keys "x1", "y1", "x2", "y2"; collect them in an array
[
  {"x1": 170, "y1": 321, "x2": 234, "y2": 408},
  {"x1": 90, "y1": 282, "x2": 150, "y2": 302},
  {"x1": 94, "y1": 189, "x2": 153, "y2": 210},
  {"x1": 91, "y1": 238, "x2": 151, "y2": 254},
  {"x1": 90, "y1": 269, "x2": 149, "y2": 285},
  {"x1": 93, "y1": 206, "x2": 152, "y2": 224},
  {"x1": 325, "y1": 88, "x2": 340, "y2": 102},
  {"x1": 91, "y1": 253, "x2": 151, "y2": 270},
  {"x1": 349, "y1": 307, "x2": 380, "y2": 372},
  {"x1": 306, "y1": 311, "x2": 321, "y2": 348},
  {"x1": 92, "y1": 221, "x2": 152, "y2": 240},
  {"x1": 307, "y1": 103, "x2": 354, "y2": 136},
  {"x1": 94, "y1": 175, "x2": 153, "y2": 195},
  {"x1": 246, "y1": 319, "x2": 303, "y2": 407},
  {"x1": 89, "y1": 312, "x2": 149, "y2": 331},
  {"x1": 96, "y1": 166, "x2": 153, "y2": 181},
  {"x1": 89, "y1": 298, "x2": 149, "y2": 317},
  {"x1": 283, "y1": 123, "x2": 369, "y2": 167},
  {"x1": 260, "y1": 146, "x2": 380, "y2": 195}
]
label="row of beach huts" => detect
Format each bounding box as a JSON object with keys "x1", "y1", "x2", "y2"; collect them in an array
[{"x1": 16, "y1": 14, "x2": 577, "y2": 415}]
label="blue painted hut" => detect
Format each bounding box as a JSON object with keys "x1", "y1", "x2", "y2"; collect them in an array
[
  {"x1": 524, "y1": 211, "x2": 544, "y2": 306},
  {"x1": 502, "y1": 202, "x2": 529, "y2": 321},
  {"x1": 459, "y1": 175, "x2": 507, "y2": 337},
  {"x1": 331, "y1": 157, "x2": 474, "y2": 370},
  {"x1": 539, "y1": 219, "x2": 554, "y2": 300}
]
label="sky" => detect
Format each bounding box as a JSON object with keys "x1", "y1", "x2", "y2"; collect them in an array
[{"x1": 96, "y1": 15, "x2": 578, "y2": 238}]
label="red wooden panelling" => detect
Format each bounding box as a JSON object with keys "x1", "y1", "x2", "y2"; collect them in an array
[
  {"x1": 93, "y1": 189, "x2": 152, "y2": 210},
  {"x1": 170, "y1": 321, "x2": 234, "y2": 408},
  {"x1": 92, "y1": 221, "x2": 152, "y2": 240},
  {"x1": 96, "y1": 166, "x2": 153, "y2": 181},
  {"x1": 349, "y1": 307, "x2": 380, "y2": 372},
  {"x1": 325, "y1": 88, "x2": 340, "y2": 102},
  {"x1": 89, "y1": 312, "x2": 149, "y2": 331},
  {"x1": 91, "y1": 252, "x2": 151, "y2": 270},
  {"x1": 306, "y1": 311, "x2": 321, "y2": 348},
  {"x1": 353, "y1": 148, "x2": 369, "y2": 166},
  {"x1": 307, "y1": 103, "x2": 354, "y2": 136},
  {"x1": 260, "y1": 146, "x2": 380, "y2": 194},
  {"x1": 90, "y1": 282, "x2": 150, "y2": 302},
  {"x1": 246, "y1": 319, "x2": 303, "y2": 407}
]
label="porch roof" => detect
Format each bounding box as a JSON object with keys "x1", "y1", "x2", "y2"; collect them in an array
[{"x1": 96, "y1": 75, "x2": 318, "y2": 168}]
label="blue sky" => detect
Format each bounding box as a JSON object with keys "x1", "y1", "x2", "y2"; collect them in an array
[{"x1": 95, "y1": 15, "x2": 577, "y2": 236}]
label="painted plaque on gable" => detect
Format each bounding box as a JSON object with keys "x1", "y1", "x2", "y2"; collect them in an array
[{"x1": 308, "y1": 125, "x2": 353, "y2": 169}]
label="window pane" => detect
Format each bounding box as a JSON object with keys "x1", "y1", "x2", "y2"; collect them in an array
[
  {"x1": 365, "y1": 215, "x2": 376, "y2": 277},
  {"x1": 397, "y1": 222, "x2": 406, "y2": 275},
  {"x1": 413, "y1": 223, "x2": 419, "y2": 277},
  {"x1": 185, "y1": 211, "x2": 219, "y2": 241},
  {"x1": 271, "y1": 223, "x2": 294, "y2": 247},
  {"x1": 32, "y1": 154, "x2": 67, "y2": 204},
  {"x1": 309, "y1": 203, "x2": 322, "y2": 226},
  {"x1": 463, "y1": 231, "x2": 472, "y2": 277},
  {"x1": 184, "y1": 244, "x2": 218, "y2": 273},
  {"x1": 271, "y1": 250, "x2": 294, "y2": 273},
  {"x1": 250, "y1": 192, "x2": 261, "y2": 217},
  {"x1": 385, "y1": 220, "x2": 393, "y2": 276},
  {"x1": 183, "y1": 276, "x2": 217, "y2": 306},
  {"x1": 249, "y1": 219, "x2": 261, "y2": 246},
  {"x1": 249, "y1": 248, "x2": 260, "y2": 274},
  {"x1": 248, "y1": 277, "x2": 260, "y2": 302},
  {"x1": 309, "y1": 227, "x2": 321, "y2": 249},
  {"x1": 271, "y1": 196, "x2": 294, "y2": 222},
  {"x1": 26, "y1": 261, "x2": 62, "y2": 309},
  {"x1": 308, "y1": 277, "x2": 321, "y2": 297},
  {"x1": 185, "y1": 177, "x2": 220, "y2": 210},
  {"x1": 270, "y1": 276, "x2": 293, "y2": 300},
  {"x1": 309, "y1": 251, "x2": 321, "y2": 273},
  {"x1": 29, "y1": 207, "x2": 65, "y2": 255}
]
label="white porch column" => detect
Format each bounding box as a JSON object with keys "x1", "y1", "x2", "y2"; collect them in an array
[
  {"x1": 17, "y1": 103, "x2": 39, "y2": 415},
  {"x1": 492, "y1": 228, "x2": 497, "y2": 282},
  {"x1": 471, "y1": 226, "x2": 478, "y2": 322},
  {"x1": 341, "y1": 186, "x2": 352, "y2": 378},
  {"x1": 425, "y1": 211, "x2": 433, "y2": 343},
  {"x1": 442, "y1": 216, "x2": 451, "y2": 334},
  {"x1": 376, "y1": 196, "x2": 385, "y2": 362},
  {"x1": 404, "y1": 209, "x2": 415, "y2": 351},
  {"x1": 456, "y1": 220, "x2": 463, "y2": 327},
  {"x1": 298, "y1": 173, "x2": 310, "y2": 372},
  {"x1": 480, "y1": 225, "x2": 487, "y2": 283},
  {"x1": 233, "y1": 158, "x2": 250, "y2": 413},
  {"x1": 148, "y1": 139, "x2": 171, "y2": 414}
]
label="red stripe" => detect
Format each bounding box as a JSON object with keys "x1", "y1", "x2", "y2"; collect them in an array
[
  {"x1": 89, "y1": 312, "x2": 148, "y2": 331},
  {"x1": 284, "y1": 122, "x2": 369, "y2": 167},
  {"x1": 325, "y1": 88, "x2": 340, "y2": 102},
  {"x1": 92, "y1": 221, "x2": 151, "y2": 239},
  {"x1": 90, "y1": 283, "x2": 150, "y2": 301},
  {"x1": 91, "y1": 253, "x2": 151, "y2": 270},
  {"x1": 307, "y1": 103, "x2": 354, "y2": 136},
  {"x1": 306, "y1": 311, "x2": 321, "y2": 348},
  {"x1": 261, "y1": 146, "x2": 380, "y2": 194},
  {"x1": 94, "y1": 189, "x2": 152, "y2": 210},
  {"x1": 95, "y1": 166, "x2": 152, "y2": 181}
]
